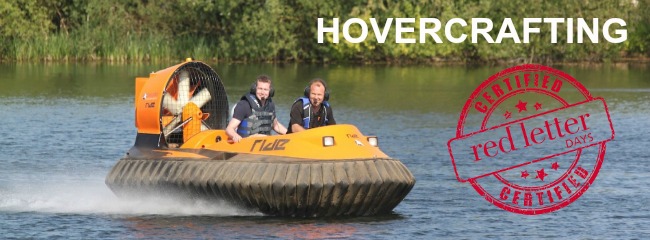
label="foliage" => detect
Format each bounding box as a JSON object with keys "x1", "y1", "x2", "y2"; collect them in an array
[{"x1": 0, "y1": 0, "x2": 647, "y2": 63}]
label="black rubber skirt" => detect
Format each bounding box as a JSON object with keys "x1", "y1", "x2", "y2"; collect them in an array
[{"x1": 105, "y1": 154, "x2": 415, "y2": 217}]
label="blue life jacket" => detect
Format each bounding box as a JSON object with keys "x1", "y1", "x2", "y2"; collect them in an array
[
  {"x1": 237, "y1": 94, "x2": 275, "y2": 137},
  {"x1": 295, "y1": 97, "x2": 329, "y2": 129}
]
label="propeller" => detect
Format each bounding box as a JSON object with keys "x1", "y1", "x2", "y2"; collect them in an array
[{"x1": 161, "y1": 70, "x2": 212, "y2": 138}]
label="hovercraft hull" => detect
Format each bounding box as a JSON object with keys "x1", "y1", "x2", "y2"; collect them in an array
[{"x1": 106, "y1": 154, "x2": 414, "y2": 217}]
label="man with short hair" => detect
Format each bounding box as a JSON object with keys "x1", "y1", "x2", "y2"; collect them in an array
[
  {"x1": 226, "y1": 75, "x2": 287, "y2": 142},
  {"x1": 287, "y1": 78, "x2": 336, "y2": 133}
]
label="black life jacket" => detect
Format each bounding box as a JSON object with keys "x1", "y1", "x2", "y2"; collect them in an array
[
  {"x1": 295, "y1": 97, "x2": 330, "y2": 129},
  {"x1": 237, "y1": 94, "x2": 275, "y2": 137}
]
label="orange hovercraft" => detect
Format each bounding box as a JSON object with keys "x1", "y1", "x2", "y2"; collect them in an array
[{"x1": 105, "y1": 59, "x2": 415, "y2": 217}]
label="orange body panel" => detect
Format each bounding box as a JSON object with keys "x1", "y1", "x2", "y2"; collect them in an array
[
  {"x1": 134, "y1": 62, "x2": 187, "y2": 134},
  {"x1": 181, "y1": 130, "x2": 230, "y2": 149},
  {"x1": 181, "y1": 124, "x2": 389, "y2": 160}
]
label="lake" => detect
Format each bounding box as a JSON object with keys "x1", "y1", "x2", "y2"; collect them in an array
[{"x1": 1, "y1": 62, "x2": 649, "y2": 238}]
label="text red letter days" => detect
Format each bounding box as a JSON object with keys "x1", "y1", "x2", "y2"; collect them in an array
[
  {"x1": 471, "y1": 126, "x2": 517, "y2": 161},
  {"x1": 448, "y1": 98, "x2": 614, "y2": 182}
]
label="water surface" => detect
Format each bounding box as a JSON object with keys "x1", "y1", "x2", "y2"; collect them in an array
[{"x1": 1, "y1": 62, "x2": 649, "y2": 238}]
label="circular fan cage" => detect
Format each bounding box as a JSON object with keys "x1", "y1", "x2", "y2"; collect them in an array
[{"x1": 160, "y1": 62, "x2": 229, "y2": 146}]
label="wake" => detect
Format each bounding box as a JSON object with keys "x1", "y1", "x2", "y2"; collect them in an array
[{"x1": 0, "y1": 175, "x2": 258, "y2": 216}]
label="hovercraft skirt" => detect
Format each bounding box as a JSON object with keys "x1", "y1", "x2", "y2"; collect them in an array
[{"x1": 105, "y1": 157, "x2": 415, "y2": 217}]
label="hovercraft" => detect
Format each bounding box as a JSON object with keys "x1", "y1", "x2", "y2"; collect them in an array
[{"x1": 105, "y1": 59, "x2": 415, "y2": 217}]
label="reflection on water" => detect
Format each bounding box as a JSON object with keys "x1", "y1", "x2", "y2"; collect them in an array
[
  {"x1": 1, "y1": 63, "x2": 649, "y2": 238},
  {"x1": 2, "y1": 63, "x2": 648, "y2": 114},
  {"x1": 121, "y1": 213, "x2": 405, "y2": 239}
]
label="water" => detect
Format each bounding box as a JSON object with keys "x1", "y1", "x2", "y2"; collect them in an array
[{"x1": 1, "y1": 62, "x2": 649, "y2": 238}]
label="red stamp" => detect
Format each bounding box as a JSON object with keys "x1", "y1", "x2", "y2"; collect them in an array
[{"x1": 448, "y1": 64, "x2": 615, "y2": 215}]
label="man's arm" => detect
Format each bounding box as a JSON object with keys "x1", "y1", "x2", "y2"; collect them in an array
[
  {"x1": 291, "y1": 123, "x2": 306, "y2": 133},
  {"x1": 225, "y1": 101, "x2": 248, "y2": 142},
  {"x1": 273, "y1": 118, "x2": 287, "y2": 135},
  {"x1": 225, "y1": 118, "x2": 243, "y2": 142}
]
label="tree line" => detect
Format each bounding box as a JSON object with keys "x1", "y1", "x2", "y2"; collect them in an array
[{"x1": 1, "y1": 0, "x2": 648, "y2": 64}]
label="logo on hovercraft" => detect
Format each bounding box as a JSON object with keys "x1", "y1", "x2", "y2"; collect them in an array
[
  {"x1": 142, "y1": 92, "x2": 158, "y2": 108},
  {"x1": 250, "y1": 139, "x2": 290, "y2": 152}
]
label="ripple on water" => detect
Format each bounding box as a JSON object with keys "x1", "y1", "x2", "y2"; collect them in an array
[{"x1": 2, "y1": 74, "x2": 650, "y2": 238}]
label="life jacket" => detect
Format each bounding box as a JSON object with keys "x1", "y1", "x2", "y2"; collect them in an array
[
  {"x1": 295, "y1": 97, "x2": 330, "y2": 129},
  {"x1": 237, "y1": 94, "x2": 275, "y2": 137}
]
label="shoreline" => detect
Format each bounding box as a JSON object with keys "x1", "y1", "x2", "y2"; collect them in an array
[{"x1": 2, "y1": 56, "x2": 649, "y2": 66}]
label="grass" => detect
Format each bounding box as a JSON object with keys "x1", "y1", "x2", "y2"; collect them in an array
[
  {"x1": 3, "y1": 30, "x2": 647, "y2": 65},
  {"x1": 7, "y1": 31, "x2": 222, "y2": 63}
]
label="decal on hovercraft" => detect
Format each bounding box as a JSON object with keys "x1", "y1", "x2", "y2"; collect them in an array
[
  {"x1": 346, "y1": 133, "x2": 359, "y2": 138},
  {"x1": 250, "y1": 139, "x2": 290, "y2": 152}
]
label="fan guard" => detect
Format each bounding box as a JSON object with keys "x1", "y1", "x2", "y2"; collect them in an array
[{"x1": 160, "y1": 62, "x2": 228, "y2": 146}]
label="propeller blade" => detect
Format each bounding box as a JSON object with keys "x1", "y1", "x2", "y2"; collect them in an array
[
  {"x1": 177, "y1": 71, "x2": 190, "y2": 106},
  {"x1": 162, "y1": 70, "x2": 193, "y2": 115},
  {"x1": 190, "y1": 88, "x2": 212, "y2": 108},
  {"x1": 162, "y1": 93, "x2": 181, "y2": 115}
]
